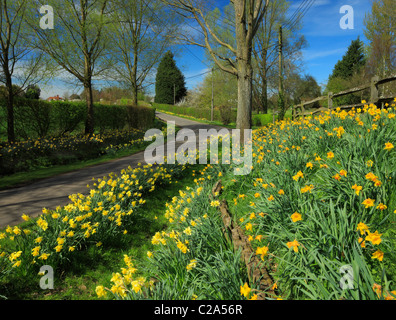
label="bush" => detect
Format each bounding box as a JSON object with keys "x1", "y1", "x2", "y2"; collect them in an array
[
  {"x1": 0, "y1": 128, "x2": 149, "y2": 176},
  {"x1": 253, "y1": 116, "x2": 262, "y2": 127},
  {"x1": 13, "y1": 98, "x2": 52, "y2": 139},
  {"x1": 95, "y1": 104, "x2": 129, "y2": 133},
  {"x1": 0, "y1": 99, "x2": 156, "y2": 141},
  {"x1": 126, "y1": 105, "x2": 156, "y2": 130},
  {"x1": 51, "y1": 101, "x2": 86, "y2": 136}
]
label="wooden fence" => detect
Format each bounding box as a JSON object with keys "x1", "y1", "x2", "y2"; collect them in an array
[{"x1": 292, "y1": 74, "x2": 396, "y2": 119}]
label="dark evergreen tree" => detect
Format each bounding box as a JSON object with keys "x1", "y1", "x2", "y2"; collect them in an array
[
  {"x1": 154, "y1": 51, "x2": 187, "y2": 104},
  {"x1": 326, "y1": 37, "x2": 367, "y2": 107},
  {"x1": 24, "y1": 84, "x2": 41, "y2": 100},
  {"x1": 329, "y1": 37, "x2": 366, "y2": 80}
]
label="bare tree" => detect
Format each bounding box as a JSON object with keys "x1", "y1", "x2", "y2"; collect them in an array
[
  {"x1": 0, "y1": 0, "x2": 51, "y2": 142},
  {"x1": 107, "y1": 0, "x2": 177, "y2": 108},
  {"x1": 161, "y1": 0, "x2": 270, "y2": 134},
  {"x1": 29, "y1": 0, "x2": 111, "y2": 135},
  {"x1": 364, "y1": 0, "x2": 396, "y2": 78}
]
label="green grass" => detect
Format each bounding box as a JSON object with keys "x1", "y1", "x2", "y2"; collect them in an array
[
  {"x1": 156, "y1": 108, "x2": 236, "y2": 129},
  {"x1": 0, "y1": 165, "x2": 202, "y2": 300},
  {"x1": 155, "y1": 106, "x2": 293, "y2": 130}
]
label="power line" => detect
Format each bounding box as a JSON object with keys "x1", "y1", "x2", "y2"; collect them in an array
[
  {"x1": 252, "y1": 0, "x2": 312, "y2": 59},
  {"x1": 185, "y1": 69, "x2": 213, "y2": 80},
  {"x1": 284, "y1": 0, "x2": 314, "y2": 30},
  {"x1": 295, "y1": 0, "x2": 315, "y2": 27},
  {"x1": 184, "y1": 46, "x2": 210, "y2": 67},
  {"x1": 284, "y1": 0, "x2": 309, "y2": 29}
]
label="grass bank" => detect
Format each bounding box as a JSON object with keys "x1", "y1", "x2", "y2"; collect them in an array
[
  {"x1": 154, "y1": 104, "x2": 293, "y2": 129},
  {"x1": 97, "y1": 102, "x2": 396, "y2": 300},
  {"x1": 0, "y1": 161, "x2": 201, "y2": 300}
]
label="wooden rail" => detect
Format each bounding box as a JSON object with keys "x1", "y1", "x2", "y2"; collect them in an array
[
  {"x1": 293, "y1": 74, "x2": 396, "y2": 119},
  {"x1": 211, "y1": 180, "x2": 276, "y2": 300}
]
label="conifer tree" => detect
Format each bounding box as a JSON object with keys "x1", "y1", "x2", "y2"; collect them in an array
[
  {"x1": 154, "y1": 51, "x2": 187, "y2": 104},
  {"x1": 326, "y1": 38, "x2": 366, "y2": 107},
  {"x1": 329, "y1": 38, "x2": 366, "y2": 80}
]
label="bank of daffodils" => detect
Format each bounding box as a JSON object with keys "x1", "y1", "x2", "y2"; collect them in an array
[
  {"x1": 98, "y1": 101, "x2": 396, "y2": 300},
  {"x1": 0, "y1": 161, "x2": 187, "y2": 282}
]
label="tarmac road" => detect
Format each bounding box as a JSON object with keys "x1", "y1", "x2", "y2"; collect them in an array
[{"x1": 0, "y1": 112, "x2": 226, "y2": 227}]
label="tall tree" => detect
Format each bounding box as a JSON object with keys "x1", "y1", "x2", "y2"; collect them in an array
[
  {"x1": 29, "y1": 0, "x2": 111, "y2": 135},
  {"x1": 24, "y1": 84, "x2": 41, "y2": 99},
  {"x1": 108, "y1": 0, "x2": 177, "y2": 108},
  {"x1": 0, "y1": 0, "x2": 50, "y2": 142},
  {"x1": 154, "y1": 51, "x2": 187, "y2": 104},
  {"x1": 364, "y1": 0, "x2": 396, "y2": 78},
  {"x1": 198, "y1": 66, "x2": 238, "y2": 109},
  {"x1": 161, "y1": 0, "x2": 270, "y2": 136},
  {"x1": 329, "y1": 37, "x2": 366, "y2": 80}
]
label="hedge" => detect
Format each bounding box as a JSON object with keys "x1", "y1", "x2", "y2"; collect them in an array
[
  {"x1": 0, "y1": 99, "x2": 156, "y2": 140},
  {"x1": 153, "y1": 103, "x2": 237, "y2": 123}
]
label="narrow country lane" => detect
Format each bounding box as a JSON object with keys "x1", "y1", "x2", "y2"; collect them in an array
[{"x1": 0, "y1": 112, "x2": 226, "y2": 227}]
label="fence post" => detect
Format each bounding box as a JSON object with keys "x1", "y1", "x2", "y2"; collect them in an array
[
  {"x1": 328, "y1": 92, "x2": 333, "y2": 110},
  {"x1": 300, "y1": 103, "x2": 305, "y2": 119},
  {"x1": 370, "y1": 75, "x2": 379, "y2": 106}
]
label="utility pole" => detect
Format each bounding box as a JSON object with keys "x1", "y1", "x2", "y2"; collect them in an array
[
  {"x1": 174, "y1": 83, "x2": 176, "y2": 105},
  {"x1": 278, "y1": 25, "x2": 285, "y2": 120},
  {"x1": 278, "y1": 26, "x2": 283, "y2": 96},
  {"x1": 211, "y1": 68, "x2": 214, "y2": 122}
]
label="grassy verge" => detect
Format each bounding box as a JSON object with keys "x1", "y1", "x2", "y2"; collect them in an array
[
  {"x1": 155, "y1": 108, "x2": 236, "y2": 128},
  {"x1": 96, "y1": 164, "x2": 251, "y2": 300},
  {"x1": 96, "y1": 103, "x2": 396, "y2": 301},
  {"x1": 154, "y1": 106, "x2": 293, "y2": 130},
  {"x1": 0, "y1": 164, "x2": 201, "y2": 300}
]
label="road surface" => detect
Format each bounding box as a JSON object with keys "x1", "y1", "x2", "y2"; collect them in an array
[{"x1": 0, "y1": 112, "x2": 226, "y2": 227}]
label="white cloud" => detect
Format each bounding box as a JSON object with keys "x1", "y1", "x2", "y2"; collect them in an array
[{"x1": 302, "y1": 47, "x2": 346, "y2": 61}]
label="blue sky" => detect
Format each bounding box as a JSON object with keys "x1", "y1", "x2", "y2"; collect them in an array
[
  {"x1": 178, "y1": 0, "x2": 373, "y2": 92},
  {"x1": 42, "y1": 0, "x2": 373, "y2": 99}
]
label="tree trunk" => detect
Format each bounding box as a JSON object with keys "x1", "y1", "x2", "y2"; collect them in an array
[
  {"x1": 6, "y1": 88, "x2": 15, "y2": 143},
  {"x1": 128, "y1": 53, "x2": 139, "y2": 129},
  {"x1": 234, "y1": 4, "x2": 254, "y2": 139},
  {"x1": 236, "y1": 62, "x2": 253, "y2": 137},
  {"x1": 5, "y1": 72, "x2": 15, "y2": 143},
  {"x1": 84, "y1": 83, "x2": 95, "y2": 135},
  {"x1": 130, "y1": 56, "x2": 138, "y2": 107},
  {"x1": 257, "y1": 46, "x2": 268, "y2": 114},
  {"x1": 83, "y1": 49, "x2": 94, "y2": 135},
  {"x1": 131, "y1": 82, "x2": 138, "y2": 107},
  {"x1": 261, "y1": 73, "x2": 268, "y2": 115}
]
